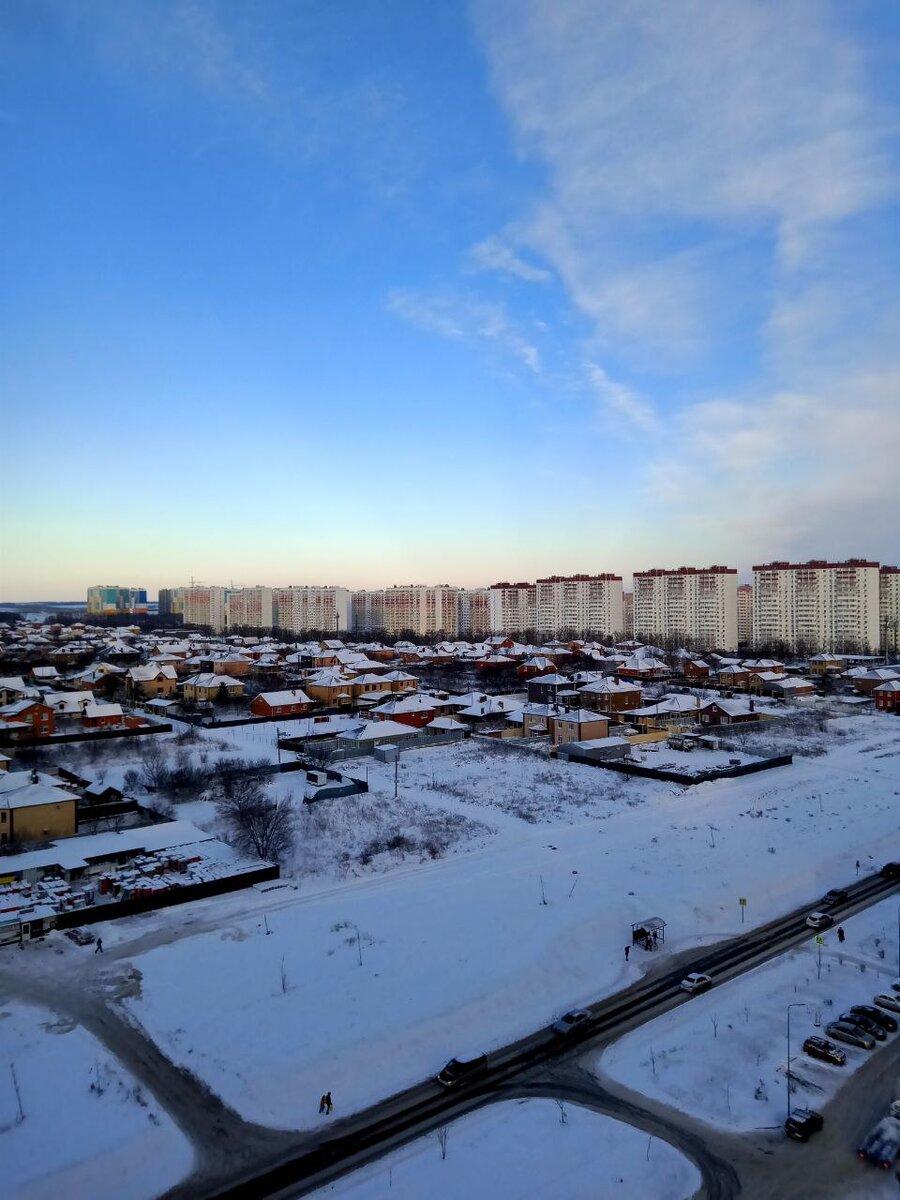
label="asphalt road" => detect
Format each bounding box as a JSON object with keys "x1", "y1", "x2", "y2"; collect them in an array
[{"x1": 177, "y1": 869, "x2": 900, "y2": 1200}]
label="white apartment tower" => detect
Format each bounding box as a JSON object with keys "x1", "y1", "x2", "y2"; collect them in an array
[
  {"x1": 488, "y1": 582, "x2": 537, "y2": 635},
  {"x1": 353, "y1": 586, "x2": 460, "y2": 636},
  {"x1": 535, "y1": 574, "x2": 624, "y2": 638},
  {"x1": 633, "y1": 566, "x2": 738, "y2": 650},
  {"x1": 879, "y1": 566, "x2": 900, "y2": 653},
  {"x1": 456, "y1": 588, "x2": 491, "y2": 638},
  {"x1": 272, "y1": 587, "x2": 350, "y2": 634},
  {"x1": 182, "y1": 586, "x2": 228, "y2": 633},
  {"x1": 752, "y1": 559, "x2": 880, "y2": 652},
  {"x1": 737, "y1": 584, "x2": 753, "y2": 645},
  {"x1": 226, "y1": 586, "x2": 274, "y2": 632}
]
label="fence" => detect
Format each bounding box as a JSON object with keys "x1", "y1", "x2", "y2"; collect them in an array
[
  {"x1": 54, "y1": 864, "x2": 280, "y2": 927},
  {"x1": 2, "y1": 722, "x2": 172, "y2": 750},
  {"x1": 560, "y1": 751, "x2": 793, "y2": 785}
]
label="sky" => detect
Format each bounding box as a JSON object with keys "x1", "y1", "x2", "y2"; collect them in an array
[{"x1": 3, "y1": 0, "x2": 900, "y2": 600}]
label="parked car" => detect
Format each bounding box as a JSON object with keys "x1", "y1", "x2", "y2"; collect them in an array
[
  {"x1": 805, "y1": 911, "x2": 834, "y2": 930},
  {"x1": 436, "y1": 1054, "x2": 488, "y2": 1088},
  {"x1": 875, "y1": 994, "x2": 900, "y2": 1014},
  {"x1": 839, "y1": 1012, "x2": 887, "y2": 1041},
  {"x1": 680, "y1": 972, "x2": 712, "y2": 994},
  {"x1": 858, "y1": 1116, "x2": 900, "y2": 1168},
  {"x1": 64, "y1": 928, "x2": 95, "y2": 946},
  {"x1": 552, "y1": 1009, "x2": 592, "y2": 1036},
  {"x1": 891, "y1": 980, "x2": 900, "y2": 994},
  {"x1": 784, "y1": 1107, "x2": 824, "y2": 1142},
  {"x1": 851, "y1": 1004, "x2": 898, "y2": 1033},
  {"x1": 802, "y1": 1036, "x2": 846, "y2": 1066},
  {"x1": 822, "y1": 887, "x2": 849, "y2": 907},
  {"x1": 880, "y1": 862, "x2": 900, "y2": 879},
  {"x1": 826, "y1": 1021, "x2": 875, "y2": 1050}
]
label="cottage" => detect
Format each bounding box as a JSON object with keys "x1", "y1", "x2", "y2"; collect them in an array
[
  {"x1": 250, "y1": 689, "x2": 314, "y2": 718},
  {"x1": 182, "y1": 674, "x2": 245, "y2": 702},
  {"x1": 873, "y1": 681, "x2": 900, "y2": 712},
  {"x1": 698, "y1": 698, "x2": 760, "y2": 726},
  {"x1": 577, "y1": 678, "x2": 642, "y2": 713},
  {"x1": 0, "y1": 700, "x2": 55, "y2": 739}
]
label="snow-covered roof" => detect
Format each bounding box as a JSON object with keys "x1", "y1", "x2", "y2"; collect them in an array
[{"x1": 255, "y1": 689, "x2": 312, "y2": 706}]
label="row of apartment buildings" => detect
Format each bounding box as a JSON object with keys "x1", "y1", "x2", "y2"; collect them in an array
[{"x1": 144, "y1": 558, "x2": 900, "y2": 650}]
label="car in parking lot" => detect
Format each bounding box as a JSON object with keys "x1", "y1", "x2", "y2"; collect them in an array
[
  {"x1": 880, "y1": 862, "x2": 900, "y2": 879},
  {"x1": 64, "y1": 928, "x2": 95, "y2": 946},
  {"x1": 552, "y1": 1009, "x2": 592, "y2": 1036},
  {"x1": 892, "y1": 980, "x2": 900, "y2": 995},
  {"x1": 826, "y1": 1021, "x2": 875, "y2": 1050},
  {"x1": 875, "y1": 993, "x2": 900, "y2": 1014},
  {"x1": 680, "y1": 972, "x2": 712, "y2": 994},
  {"x1": 822, "y1": 887, "x2": 849, "y2": 907},
  {"x1": 436, "y1": 1054, "x2": 488, "y2": 1088},
  {"x1": 802, "y1": 1036, "x2": 846, "y2": 1066},
  {"x1": 784, "y1": 1107, "x2": 824, "y2": 1142},
  {"x1": 858, "y1": 1115, "x2": 900, "y2": 1168},
  {"x1": 805, "y1": 911, "x2": 834, "y2": 930},
  {"x1": 851, "y1": 1004, "x2": 898, "y2": 1033},
  {"x1": 839, "y1": 1012, "x2": 886, "y2": 1041}
]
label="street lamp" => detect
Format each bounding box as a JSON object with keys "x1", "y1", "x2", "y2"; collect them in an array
[{"x1": 786, "y1": 1002, "x2": 807, "y2": 1119}]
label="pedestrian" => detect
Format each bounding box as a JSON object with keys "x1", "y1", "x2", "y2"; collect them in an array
[
  {"x1": 624, "y1": 945, "x2": 630, "y2": 962},
  {"x1": 837, "y1": 927, "x2": 845, "y2": 944},
  {"x1": 325, "y1": 1091, "x2": 333, "y2": 1115},
  {"x1": 94, "y1": 937, "x2": 103, "y2": 954},
  {"x1": 318, "y1": 1094, "x2": 327, "y2": 1114}
]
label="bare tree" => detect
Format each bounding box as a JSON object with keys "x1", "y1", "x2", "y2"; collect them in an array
[
  {"x1": 435, "y1": 1125, "x2": 449, "y2": 1160},
  {"x1": 138, "y1": 739, "x2": 169, "y2": 791},
  {"x1": 218, "y1": 783, "x2": 295, "y2": 862}
]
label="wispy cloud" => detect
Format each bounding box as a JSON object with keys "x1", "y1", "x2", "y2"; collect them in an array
[
  {"x1": 466, "y1": 235, "x2": 551, "y2": 282},
  {"x1": 473, "y1": 0, "x2": 896, "y2": 358},
  {"x1": 587, "y1": 364, "x2": 656, "y2": 435},
  {"x1": 386, "y1": 288, "x2": 542, "y2": 373}
]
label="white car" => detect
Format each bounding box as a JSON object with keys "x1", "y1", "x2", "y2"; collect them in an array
[
  {"x1": 680, "y1": 972, "x2": 712, "y2": 994},
  {"x1": 805, "y1": 911, "x2": 834, "y2": 930}
]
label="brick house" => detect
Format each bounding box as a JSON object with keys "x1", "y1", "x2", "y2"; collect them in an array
[
  {"x1": 250, "y1": 689, "x2": 314, "y2": 718},
  {"x1": 0, "y1": 701, "x2": 55, "y2": 739},
  {"x1": 873, "y1": 681, "x2": 900, "y2": 712}
]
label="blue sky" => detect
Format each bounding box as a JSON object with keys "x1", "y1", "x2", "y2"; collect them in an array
[{"x1": 3, "y1": 0, "x2": 900, "y2": 599}]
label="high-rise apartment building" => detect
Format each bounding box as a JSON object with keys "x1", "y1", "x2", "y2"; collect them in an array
[
  {"x1": 633, "y1": 566, "x2": 737, "y2": 649},
  {"x1": 272, "y1": 587, "x2": 350, "y2": 634},
  {"x1": 622, "y1": 591, "x2": 634, "y2": 640},
  {"x1": 737, "y1": 584, "x2": 753, "y2": 645},
  {"x1": 158, "y1": 587, "x2": 185, "y2": 617},
  {"x1": 225, "y1": 587, "x2": 273, "y2": 632},
  {"x1": 350, "y1": 587, "x2": 458, "y2": 635},
  {"x1": 182, "y1": 586, "x2": 228, "y2": 633},
  {"x1": 488, "y1": 582, "x2": 537, "y2": 635},
  {"x1": 351, "y1": 590, "x2": 385, "y2": 633},
  {"x1": 880, "y1": 566, "x2": 900, "y2": 653},
  {"x1": 752, "y1": 559, "x2": 880, "y2": 652},
  {"x1": 86, "y1": 586, "x2": 148, "y2": 615},
  {"x1": 457, "y1": 588, "x2": 491, "y2": 637},
  {"x1": 535, "y1": 574, "x2": 624, "y2": 638}
]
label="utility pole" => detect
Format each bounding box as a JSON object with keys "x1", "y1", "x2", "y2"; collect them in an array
[{"x1": 786, "y1": 1002, "x2": 806, "y2": 1120}]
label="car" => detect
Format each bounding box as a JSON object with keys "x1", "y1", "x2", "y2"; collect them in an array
[
  {"x1": 892, "y1": 980, "x2": 900, "y2": 995},
  {"x1": 851, "y1": 1004, "x2": 898, "y2": 1033},
  {"x1": 826, "y1": 1021, "x2": 875, "y2": 1050},
  {"x1": 552, "y1": 1009, "x2": 592, "y2": 1035},
  {"x1": 880, "y1": 862, "x2": 900, "y2": 879},
  {"x1": 822, "y1": 887, "x2": 849, "y2": 907},
  {"x1": 839, "y1": 1012, "x2": 886, "y2": 1041},
  {"x1": 805, "y1": 911, "x2": 834, "y2": 930},
  {"x1": 802, "y1": 1036, "x2": 846, "y2": 1066},
  {"x1": 875, "y1": 993, "x2": 900, "y2": 1014},
  {"x1": 64, "y1": 928, "x2": 95, "y2": 946},
  {"x1": 436, "y1": 1054, "x2": 488, "y2": 1088},
  {"x1": 858, "y1": 1116, "x2": 900, "y2": 1168},
  {"x1": 784, "y1": 1107, "x2": 824, "y2": 1142},
  {"x1": 680, "y1": 972, "x2": 713, "y2": 994}
]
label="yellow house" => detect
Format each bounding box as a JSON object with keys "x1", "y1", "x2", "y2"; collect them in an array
[
  {"x1": 182, "y1": 673, "x2": 245, "y2": 702},
  {"x1": 548, "y1": 709, "x2": 609, "y2": 747},
  {"x1": 1, "y1": 782, "x2": 76, "y2": 844},
  {"x1": 128, "y1": 664, "x2": 179, "y2": 698}
]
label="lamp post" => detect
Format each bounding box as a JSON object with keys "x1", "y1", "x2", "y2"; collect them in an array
[{"x1": 786, "y1": 1002, "x2": 806, "y2": 1119}]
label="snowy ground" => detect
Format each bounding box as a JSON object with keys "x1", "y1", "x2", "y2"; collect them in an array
[
  {"x1": 99, "y1": 710, "x2": 900, "y2": 1130},
  {"x1": 0, "y1": 1001, "x2": 193, "y2": 1200},
  {"x1": 599, "y1": 895, "x2": 900, "y2": 1132},
  {"x1": 311, "y1": 1099, "x2": 700, "y2": 1200}
]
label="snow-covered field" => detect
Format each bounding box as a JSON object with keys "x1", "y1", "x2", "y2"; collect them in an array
[
  {"x1": 312, "y1": 1098, "x2": 700, "y2": 1199},
  {"x1": 106, "y1": 710, "x2": 900, "y2": 1130},
  {"x1": 0, "y1": 1002, "x2": 193, "y2": 1200},
  {"x1": 599, "y1": 895, "x2": 900, "y2": 1131}
]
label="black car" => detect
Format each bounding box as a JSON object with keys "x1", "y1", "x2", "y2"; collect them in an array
[
  {"x1": 822, "y1": 888, "x2": 849, "y2": 907},
  {"x1": 436, "y1": 1054, "x2": 488, "y2": 1087},
  {"x1": 784, "y1": 1108, "x2": 824, "y2": 1142},
  {"x1": 851, "y1": 1004, "x2": 898, "y2": 1033},
  {"x1": 802, "y1": 1036, "x2": 846, "y2": 1066},
  {"x1": 840, "y1": 1012, "x2": 887, "y2": 1041},
  {"x1": 881, "y1": 862, "x2": 900, "y2": 879}
]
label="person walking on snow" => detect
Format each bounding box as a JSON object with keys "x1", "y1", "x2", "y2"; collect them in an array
[
  {"x1": 837, "y1": 927, "x2": 845, "y2": 944},
  {"x1": 325, "y1": 1092, "x2": 333, "y2": 1114},
  {"x1": 624, "y1": 945, "x2": 630, "y2": 962},
  {"x1": 318, "y1": 1094, "x2": 327, "y2": 1114},
  {"x1": 94, "y1": 937, "x2": 103, "y2": 953}
]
